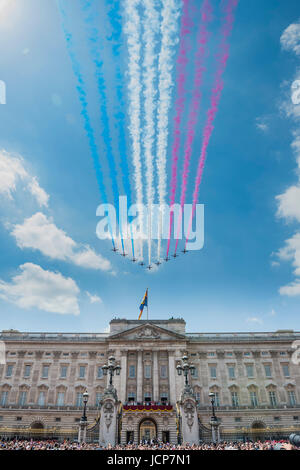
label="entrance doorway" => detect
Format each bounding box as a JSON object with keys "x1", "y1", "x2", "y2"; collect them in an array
[
  {"x1": 162, "y1": 431, "x2": 170, "y2": 443},
  {"x1": 126, "y1": 431, "x2": 134, "y2": 443},
  {"x1": 139, "y1": 419, "x2": 157, "y2": 442}
]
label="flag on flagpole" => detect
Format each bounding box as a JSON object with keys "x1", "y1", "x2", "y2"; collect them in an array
[{"x1": 138, "y1": 289, "x2": 148, "y2": 320}]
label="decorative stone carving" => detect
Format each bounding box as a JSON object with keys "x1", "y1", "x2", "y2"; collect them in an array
[
  {"x1": 35, "y1": 351, "x2": 43, "y2": 359},
  {"x1": 270, "y1": 350, "x2": 278, "y2": 358},
  {"x1": 99, "y1": 386, "x2": 120, "y2": 447},
  {"x1": 136, "y1": 328, "x2": 160, "y2": 339},
  {"x1": 252, "y1": 350, "x2": 261, "y2": 358},
  {"x1": 71, "y1": 352, "x2": 79, "y2": 359},
  {"x1": 53, "y1": 351, "x2": 62, "y2": 359},
  {"x1": 88, "y1": 351, "x2": 97, "y2": 359},
  {"x1": 17, "y1": 351, "x2": 26, "y2": 358},
  {"x1": 234, "y1": 351, "x2": 243, "y2": 359},
  {"x1": 216, "y1": 350, "x2": 225, "y2": 359}
]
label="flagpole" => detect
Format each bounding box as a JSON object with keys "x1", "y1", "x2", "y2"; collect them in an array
[{"x1": 147, "y1": 288, "x2": 149, "y2": 320}]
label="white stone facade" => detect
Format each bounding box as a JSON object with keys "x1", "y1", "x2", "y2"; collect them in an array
[{"x1": 0, "y1": 318, "x2": 299, "y2": 443}]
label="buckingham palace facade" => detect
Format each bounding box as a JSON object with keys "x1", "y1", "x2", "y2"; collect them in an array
[{"x1": 0, "y1": 317, "x2": 300, "y2": 443}]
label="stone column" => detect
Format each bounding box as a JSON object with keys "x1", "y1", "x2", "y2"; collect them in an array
[
  {"x1": 120, "y1": 350, "x2": 127, "y2": 404},
  {"x1": 178, "y1": 395, "x2": 199, "y2": 445},
  {"x1": 168, "y1": 351, "x2": 176, "y2": 405},
  {"x1": 99, "y1": 388, "x2": 120, "y2": 447},
  {"x1": 137, "y1": 350, "x2": 143, "y2": 402},
  {"x1": 153, "y1": 350, "x2": 159, "y2": 402}
]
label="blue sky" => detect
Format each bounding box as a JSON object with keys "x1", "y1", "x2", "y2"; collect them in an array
[{"x1": 0, "y1": 0, "x2": 300, "y2": 333}]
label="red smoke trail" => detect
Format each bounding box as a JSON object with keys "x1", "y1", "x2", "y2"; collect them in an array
[
  {"x1": 185, "y1": 0, "x2": 239, "y2": 249},
  {"x1": 174, "y1": 0, "x2": 212, "y2": 255},
  {"x1": 166, "y1": 0, "x2": 191, "y2": 258}
]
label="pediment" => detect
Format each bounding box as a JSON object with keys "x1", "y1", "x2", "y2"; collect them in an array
[{"x1": 109, "y1": 323, "x2": 186, "y2": 341}]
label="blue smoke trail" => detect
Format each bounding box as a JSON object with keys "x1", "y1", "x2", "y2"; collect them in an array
[
  {"x1": 106, "y1": 0, "x2": 135, "y2": 258},
  {"x1": 57, "y1": 0, "x2": 115, "y2": 248},
  {"x1": 80, "y1": 0, "x2": 125, "y2": 254}
]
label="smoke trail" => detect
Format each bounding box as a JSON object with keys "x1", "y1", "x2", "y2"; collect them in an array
[
  {"x1": 174, "y1": 0, "x2": 212, "y2": 254},
  {"x1": 166, "y1": 0, "x2": 191, "y2": 259},
  {"x1": 185, "y1": 0, "x2": 239, "y2": 248},
  {"x1": 56, "y1": 0, "x2": 115, "y2": 247},
  {"x1": 142, "y1": 0, "x2": 160, "y2": 266},
  {"x1": 80, "y1": 0, "x2": 124, "y2": 253},
  {"x1": 156, "y1": 0, "x2": 182, "y2": 261},
  {"x1": 106, "y1": 0, "x2": 135, "y2": 258},
  {"x1": 123, "y1": 0, "x2": 144, "y2": 261}
]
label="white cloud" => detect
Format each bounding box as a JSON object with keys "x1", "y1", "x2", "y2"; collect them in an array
[
  {"x1": 0, "y1": 150, "x2": 27, "y2": 199},
  {"x1": 277, "y1": 232, "x2": 300, "y2": 277},
  {"x1": 276, "y1": 185, "x2": 300, "y2": 223},
  {"x1": 11, "y1": 212, "x2": 112, "y2": 272},
  {"x1": 0, "y1": 263, "x2": 80, "y2": 315},
  {"x1": 86, "y1": 291, "x2": 102, "y2": 304},
  {"x1": 0, "y1": 150, "x2": 49, "y2": 207},
  {"x1": 255, "y1": 117, "x2": 269, "y2": 132},
  {"x1": 279, "y1": 280, "x2": 300, "y2": 296},
  {"x1": 246, "y1": 317, "x2": 263, "y2": 325},
  {"x1": 280, "y1": 21, "x2": 300, "y2": 56},
  {"x1": 28, "y1": 177, "x2": 49, "y2": 207}
]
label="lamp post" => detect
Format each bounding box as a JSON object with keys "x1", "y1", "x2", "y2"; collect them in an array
[
  {"x1": 102, "y1": 355, "x2": 121, "y2": 390},
  {"x1": 176, "y1": 354, "x2": 196, "y2": 390},
  {"x1": 209, "y1": 392, "x2": 219, "y2": 443},
  {"x1": 78, "y1": 390, "x2": 89, "y2": 444}
]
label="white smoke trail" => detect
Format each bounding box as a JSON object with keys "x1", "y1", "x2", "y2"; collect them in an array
[
  {"x1": 156, "y1": 0, "x2": 182, "y2": 260},
  {"x1": 124, "y1": 0, "x2": 144, "y2": 261},
  {"x1": 142, "y1": 0, "x2": 160, "y2": 266}
]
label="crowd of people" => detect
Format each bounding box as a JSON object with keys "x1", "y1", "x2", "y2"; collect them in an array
[{"x1": 0, "y1": 438, "x2": 297, "y2": 450}]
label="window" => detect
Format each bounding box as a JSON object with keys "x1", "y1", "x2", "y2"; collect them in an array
[
  {"x1": 264, "y1": 365, "x2": 272, "y2": 378},
  {"x1": 161, "y1": 392, "x2": 168, "y2": 402},
  {"x1": 38, "y1": 391, "x2": 46, "y2": 406},
  {"x1": 235, "y1": 417, "x2": 241, "y2": 422},
  {"x1": 246, "y1": 365, "x2": 254, "y2": 378},
  {"x1": 97, "y1": 367, "x2": 103, "y2": 379},
  {"x1": 282, "y1": 364, "x2": 290, "y2": 377},
  {"x1": 144, "y1": 392, "x2": 151, "y2": 402},
  {"x1": 79, "y1": 366, "x2": 86, "y2": 378},
  {"x1": 250, "y1": 391, "x2": 258, "y2": 407},
  {"x1": 195, "y1": 392, "x2": 201, "y2": 403},
  {"x1": 269, "y1": 391, "x2": 277, "y2": 407},
  {"x1": 129, "y1": 365, "x2": 136, "y2": 378},
  {"x1": 128, "y1": 392, "x2": 136, "y2": 402},
  {"x1": 288, "y1": 390, "x2": 296, "y2": 406},
  {"x1": 0, "y1": 391, "x2": 8, "y2": 406},
  {"x1": 244, "y1": 352, "x2": 251, "y2": 356},
  {"x1": 57, "y1": 392, "x2": 65, "y2": 407},
  {"x1": 280, "y1": 351, "x2": 286, "y2": 356},
  {"x1": 231, "y1": 391, "x2": 239, "y2": 407},
  {"x1": 261, "y1": 351, "x2": 268, "y2": 356},
  {"x1": 76, "y1": 393, "x2": 83, "y2": 407},
  {"x1": 95, "y1": 393, "x2": 102, "y2": 406},
  {"x1": 160, "y1": 365, "x2": 168, "y2": 378},
  {"x1": 6, "y1": 365, "x2": 13, "y2": 377},
  {"x1": 192, "y1": 367, "x2": 198, "y2": 378},
  {"x1": 144, "y1": 365, "x2": 151, "y2": 379},
  {"x1": 55, "y1": 417, "x2": 61, "y2": 422},
  {"x1": 24, "y1": 365, "x2": 31, "y2": 378},
  {"x1": 293, "y1": 416, "x2": 299, "y2": 421},
  {"x1": 228, "y1": 366, "x2": 235, "y2": 379},
  {"x1": 209, "y1": 366, "x2": 217, "y2": 378},
  {"x1": 18, "y1": 391, "x2": 27, "y2": 406},
  {"x1": 208, "y1": 352, "x2": 215, "y2": 357},
  {"x1": 274, "y1": 416, "x2": 281, "y2": 422},
  {"x1": 42, "y1": 365, "x2": 49, "y2": 378},
  {"x1": 214, "y1": 392, "x2": 220, "y2": 406},
  {"x1": 226, "y1": 352, "x2": 233, "y2": 356},
  {"x1": 16, "y1": 417, "x2": 22, "y2": 421},
  {"x1": 60, "y1": 366, "x2": 67, "y2": 378}
]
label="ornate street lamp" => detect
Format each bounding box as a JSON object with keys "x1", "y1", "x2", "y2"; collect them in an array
[
  {"x1": 102, "y1": 355, "x2": 121, "y2": 388},
  {"x1": 78, "y1": 390, "x2": 89, "y2": 443},
  {"x1": 176, "y1": 354, "x2": 196, "y2": 387},
  {"x1": 209, "y1": 392, "x2": 219, "y2": 443}
]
